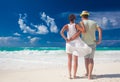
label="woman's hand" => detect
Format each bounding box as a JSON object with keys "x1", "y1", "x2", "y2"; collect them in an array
[{"x1": 66, "y1": 39, "x2": 71, "y2": 43}]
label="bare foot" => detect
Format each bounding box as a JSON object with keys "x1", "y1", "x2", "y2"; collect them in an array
[
  {"x1": 69, "y1": 75, "x2": 72, "y2": 79},
  {"x1": 73, "y1": 76, "x2": 81, "y2": 79},
  {"x1": 88, "y1": 75, "x2": 92, "y2": 80},
  {"x1": 73, "y1": 76, "x2": 76, "y2": 79}
]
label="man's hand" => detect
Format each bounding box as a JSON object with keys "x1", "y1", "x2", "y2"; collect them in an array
[{"x1": 94, "y1": 40, "x2": 101, "y2": 45}]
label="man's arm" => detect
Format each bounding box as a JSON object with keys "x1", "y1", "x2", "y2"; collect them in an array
[
  {"x1": 80, "y1": 21, "x2": 86, "y2": 33},
  {"x1": 95, "y1": 27, "x2": 102, "y2": 44}
]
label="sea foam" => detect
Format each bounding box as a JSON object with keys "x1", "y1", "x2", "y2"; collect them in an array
[{"x1": 0, "y1": 50, "x2": 120, "y2": 70}]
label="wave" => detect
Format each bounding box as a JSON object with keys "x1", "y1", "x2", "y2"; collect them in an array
[
  {"x1": 0, "y1": 50, "x2": 66, "y2": 70},
  {"x1": 0, "y1": 50, "x2": 120, "y2": 70}
]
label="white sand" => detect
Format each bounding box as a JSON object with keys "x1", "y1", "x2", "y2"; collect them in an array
[{"x1": 0, "y1": 62, "x2": 120, "y2": 82}]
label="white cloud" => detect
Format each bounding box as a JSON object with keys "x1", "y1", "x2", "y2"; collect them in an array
[
  {"x1": 50, "y1": 23, "x2": 58, "y2": 33},
  {"x1": 41, "y1": 12, "x2": 58, "y2": 33},
  {"x1": 101, "y1": 17, "x2": 113, "y2": 29},
  {"x1": 59, "y1": 11, "x2": 120, "y2": 30},
  {"x1": 0, "y1": 36, "x2": 22, "y2": 46},
  {"x1": 0, "y1": 36, "x2": 41, "y2": 46},
  {"x1": 13, "y1": 32, "x2": 21, "y2": 36},
  {"x1": 32, "y1": 24, "x2": 49, "y2": 34},
  {"x1": 102, "y1": 17, "x2": 108, "y2": 26},
  {"x1": 41, "y1": 12, "x2": 49, "y2": 25},
  {"x1": 89, "y1": 11, "x2": 120, "y2": 29},
  {"x1": 18, "y1": 12, "x2": 58, "y2": 35},
  {"x1": 27, "y1": 36, "x2": 31, "y2": 39},
  {"x1": 18, "y1": 14, "x2": 36, "y2": 34},
  {"x1": 30, "y1": 37, "x2": 40, "y2": 44},
  {"x1": 0, "y1": 36, "x2": 41, "y2": 47}
]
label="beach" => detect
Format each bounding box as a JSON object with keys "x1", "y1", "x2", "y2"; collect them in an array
[
  {"x1": 0, "y1": 49, "x2": 120, "y2": 82},
  {"x1": 0, "y1": 62, "x2": 120, "y2": 82}
]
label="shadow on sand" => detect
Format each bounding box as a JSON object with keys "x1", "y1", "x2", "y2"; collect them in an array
[
  {"x1": 96, "y1": 74, "x2": 120, "y2": 79},
  {"x1": 75, "y1": 74, "x2": 120, "y2": 80}
]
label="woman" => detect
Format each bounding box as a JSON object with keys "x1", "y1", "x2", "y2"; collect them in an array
[{"x1": 60, "y1": 14, "x2": 92, "y2": 79}]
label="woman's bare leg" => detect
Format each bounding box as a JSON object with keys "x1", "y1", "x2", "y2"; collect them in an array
[
  {"x1": 68, "y1": 54, "x2": 72, "y2": 79},
  {"x1": 73, "y1": 55, "x2": 78, "y2": 78}
]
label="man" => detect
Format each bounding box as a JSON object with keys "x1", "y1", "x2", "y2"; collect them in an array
[
  {"x1": 80, "y1": 11, "x2": 102, "y2": 79},
  {"x1": 71, "y1": 11, "x2": 102, "y2": 79}
]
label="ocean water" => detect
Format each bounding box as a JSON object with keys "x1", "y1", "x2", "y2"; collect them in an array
[{"x1": 0, "y1": 47, "x2": 120, "y2": 70}]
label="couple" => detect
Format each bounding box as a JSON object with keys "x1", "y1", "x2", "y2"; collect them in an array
[{"x1": 60, "y1": 11, "x2": 102, "y2": 80}]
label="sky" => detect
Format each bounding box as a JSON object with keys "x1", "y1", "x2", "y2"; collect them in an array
[{"x1": 0, "y1": 0, "x2": 120, "y2": 47}]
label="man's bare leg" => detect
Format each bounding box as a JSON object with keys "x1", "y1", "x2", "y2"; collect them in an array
[
  {"x1": 85, "y1": 58, "x2": 89, "y2": 76},
  {"x1": 88, "y1": 59, "x2": 94, "y2": 79}
]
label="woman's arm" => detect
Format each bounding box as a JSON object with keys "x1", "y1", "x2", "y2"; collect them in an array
[
  {"x1": 69, "y1": 30, "x2": 81, "y2": 41},
  {"x1": 60, "y1": 25, "x2": 68, "y2": 41},
  {"x1": 75, "y1": 22, "x2": 86, "y2": 33}
]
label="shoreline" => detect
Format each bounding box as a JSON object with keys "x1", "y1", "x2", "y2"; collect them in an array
[{"x1": 0, "y1": 47, "x2": 120, "y2": 51}]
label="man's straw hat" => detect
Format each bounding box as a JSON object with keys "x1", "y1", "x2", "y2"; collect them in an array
[{"x1": 80, "y1": 11, "x2": 90, "y2": 16}]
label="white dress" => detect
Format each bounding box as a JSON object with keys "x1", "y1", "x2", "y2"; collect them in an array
[{"x1": 66, "y1": 23, "x2": 92, "y2": 57}]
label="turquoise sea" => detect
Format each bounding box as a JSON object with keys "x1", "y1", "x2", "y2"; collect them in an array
[{"x1": 0, "y1": 47, "x2": 120, "y2": 51}]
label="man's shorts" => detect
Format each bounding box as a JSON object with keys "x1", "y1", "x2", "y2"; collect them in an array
[{"x1": 84, "y1": 44, "x2": 96, "y2": 59}]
